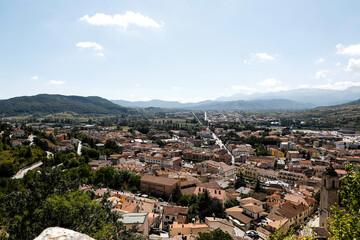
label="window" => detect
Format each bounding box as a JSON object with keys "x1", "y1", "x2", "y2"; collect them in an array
[
  {"x1": 324, "y1": 179, "x2": 326, "y2": 187},
  {"x1": 332, "y1": 180, "x2": 335, "y2": 188}
]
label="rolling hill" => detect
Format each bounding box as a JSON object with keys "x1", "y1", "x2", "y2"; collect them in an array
[
  {"x1": 0, "y1": 94, "x2": 133, "y2": 116},
  {"x1": 280, "y1": 98, "x2": 360, "y2": 130}
]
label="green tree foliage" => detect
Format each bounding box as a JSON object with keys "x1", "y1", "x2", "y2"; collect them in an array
[
  {"x1": 328, "y1": 163, "x2": 360, "y2": 239},
  {"x1": 314, "y1": 190, "x2": 320, "y2": 204},
  {"x1": 221, "y1": 131, "x2": 242, "y2": 143},
  {"x1": 171, "y1": 184, "x2": 182, "y2": 203},
  {"x1": 34, "y1": 190, "x2": 121, "y2": 238},
  {"x1": 255, "y1": 179, "x2": 261, "y2": 192},
  {"x1": 0, "y1": 166, "x2": 142, "y2": 240},
  {"x1": 224, "y1": 198, "x2": 239, "y2": 208},
  {"x1": 177, "y1": 194, "x2": 197, "y2": 207},
  {"x1": 188, "y1": 190, "x2": 225, "y2": 221},
  {"x1": 196, "y1": 228, "x2": 233, "y2": 240},
  {"x1": 235, "y1": 172, "x2": 246, "y2": 189},
  {"x1": 268, "y1": 228, "x2": 296, "y2": 240},
  {"x1": 94, "y1": 167, "x2": 140, "y2": 191},
  {"x1": 0, "y1": 146, "x2": 46, "y2": 177},
  {"x1": 254, "y1": 143, "x2": 271, "y2": 156},
  {"x1": 0, "y1": 94, "x2": 131, "y2": 116},
  {"x1": 104, "y1": 139, "x2": 122, "y2": 154}
]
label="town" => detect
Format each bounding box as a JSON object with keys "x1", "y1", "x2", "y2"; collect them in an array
[{"x1": 1, "y1": 110, "x2": 356, "y2": 240}]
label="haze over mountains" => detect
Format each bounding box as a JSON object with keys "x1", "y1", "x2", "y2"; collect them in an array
[
  {"x1": 112, "y1": 87, "x2": 360, "y2": 109},
  {"x1": 216, "y1": 87, "x2": 360, "y2": 106},
  {"x1": 1, "y1": 87, "x2": 360, "y2": 117},
  {"x1": 112, "y1": 99, "x2": 314, "y2": 111}
]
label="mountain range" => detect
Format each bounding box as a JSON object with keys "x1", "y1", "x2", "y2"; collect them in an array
[
  {"x1": 112, "y1": 87, "x2": 360, "y2": 110},
  {"x1": 112, "y1": 99, "x2": 314, "y2": 111},
  {"x1": 216, "y1": 87, "x2": 360, "y2": 106},
  {"x1": 1, "y1": 89, "x2": 360, "y2": 118}
]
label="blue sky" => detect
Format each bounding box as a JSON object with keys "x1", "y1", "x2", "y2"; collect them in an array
[{"x1": 1, "y1": 0, "x2": 360, "y2": 102}]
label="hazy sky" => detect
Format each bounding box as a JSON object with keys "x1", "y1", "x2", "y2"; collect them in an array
[{"x1": 1, "y1": 0, "x2": 360, "y2": 102}]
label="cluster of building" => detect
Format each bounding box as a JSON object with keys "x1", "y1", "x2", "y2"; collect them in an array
[{"x1": 19, "y1": 117, "x2": 358, "y2": 239}]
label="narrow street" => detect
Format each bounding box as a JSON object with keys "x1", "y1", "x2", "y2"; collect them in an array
[
  {"x1": 12, "y1": 161, "x2": 43, "y2": 179},
  {"x1": 192, "y1": 111, "x2": 236, "y2": 164},
  {"x1": 77, "y1": 141, "x2": 82, "y2": 156}
]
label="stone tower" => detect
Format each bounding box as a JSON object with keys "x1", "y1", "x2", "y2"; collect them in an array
[
  {"x1": 200, "y1": 162, "x2": 207, "y2": 175},
  {"x1": 319, "y1": 164, "x2": 339, "y2": 227}
]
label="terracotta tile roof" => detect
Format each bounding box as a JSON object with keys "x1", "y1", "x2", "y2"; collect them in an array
[
  {"x1": 239, "y1": 197, "x2": 263, "y2": 207},
  {"x1": 226, "y1": 210, "x2": 252, "y2": 224},
  {"x1": 276, "y1": 201, "x2": 308, "y2": 219},
  {"x1": 163, "y1": 205, "x2": 188, "y2": 216},
  {"x1": 141, "y1": 175, "x2": 180, "y2": 186},
  {"x1": 242, "y1": 204, "x2": 264, "y2": 213}
]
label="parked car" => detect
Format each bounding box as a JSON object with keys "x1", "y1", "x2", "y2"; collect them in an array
[{"x1": 245, "y1": 230, "x2": 259, "y2": 238}]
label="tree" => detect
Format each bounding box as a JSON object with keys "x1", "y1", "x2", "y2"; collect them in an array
[
  {"x1": 178, "y1": 194, "x2": 197, "y2": 207},
  {"x1": 268, "y1": 228, "x2": 296, "y2": 240},
  {"x1": 235, "y1": 172, "x2": 246, "y2": 189},
  {"x1": 225, "y1": 198, "x2": 239, "y2": 208},
  {"x1": 172, "y1": 184, "x2": 182, "y2": 203},
  {"x1": 328, "y1": 163, "x2": 360, "y2": 239},
  {"x1": 188, "y1": 190, "x2": 225, "y2": 221},
  {"x1": 255, "y1": 179, "x2": 261, "y2": 192},
  {"x1": 314, "y1": 190, "x2": 320, "y2": 204},
  {"x1": 196, "y1": 228, "x2": 232, "y2": 240}
]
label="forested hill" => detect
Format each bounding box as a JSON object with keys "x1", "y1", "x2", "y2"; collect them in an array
[{"x1": 0, "y1": 94, "x2": 133, "y2": 116}]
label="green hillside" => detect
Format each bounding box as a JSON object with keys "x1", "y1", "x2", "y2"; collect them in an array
[
  {"x1": 279, "y1": 99, "x2": 360, "y2": 130},
  {"x1": 0, "y1": 94, "x2": 133, "y2": 116}
]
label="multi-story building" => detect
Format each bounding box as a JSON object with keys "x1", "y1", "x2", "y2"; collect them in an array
[
  {"x1": 278, "y1": 170, "x2": 308, "y2": 185},
  {"x1": 140, "y1": 175, "x2": 180, "y2": 197}
]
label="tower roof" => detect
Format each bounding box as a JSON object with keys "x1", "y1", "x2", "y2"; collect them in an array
[{"x1": 324, "y1": 164, "x2": 338, "y2": 177}]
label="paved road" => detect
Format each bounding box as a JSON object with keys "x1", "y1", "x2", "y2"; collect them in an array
[
  {"x1": 28, "y1": 134, "x2": 35, "y2": 146},
  {"x1": 192, "y1": 112, "x2": 203, "y2": 125},
  {"x1": 193, "y1": 111, "x2": 235, "y2": 164},
  {"x1": 12, "y1": 161, "x2": 43, "y2": 179},
  {"x1": 77, "y1": 141, "x2": 82, "y2": 156},
  {"x1": 212, "y1": 131, "x2": 235, "y2": 164}
]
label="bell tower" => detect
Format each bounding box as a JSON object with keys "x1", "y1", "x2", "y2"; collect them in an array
[{"x1": 319, "y1": 164, "x2": 339, "y2": 227}]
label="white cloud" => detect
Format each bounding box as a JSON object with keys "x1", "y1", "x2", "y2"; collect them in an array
[
  {"x1": 315, "y1": 58, "x2": 325, "y2": 64},
  {"x1": 96, "y1": 52, "x2": 104, "y2": 57},
  {"x1": 266, "y1": 86, "x2": 290, "y2": 92},
  {"x1": 255, "y1": 52, "x2": 276, "y2": 61},
  {"x1": 257, "y1": 78, "x2": 281, "y2": 86},
  {"x1": 134, "y1": 83, "x2": 141, "y2": 87},
  {"x1": 299, "y1": 81, "x2": 360, "y2": 90},
  {"x1": 336, "y1": 43, "x2": 360, "y2": 56},
  {"x1": 345, "y1": 58, "x2": 360, "y2": 74},
  {"x1": 335, "y1": 62, "x2": 341, "y2": 66},
  {"x1": 244, "y1": 52, "x2": 276, "y2": 64},
  {"x1": 171, "y1": 86, "x2": 182, "y2": 90},
  {"x1": 30, "y1": 76, "x2": 40, "y2": 80},
  {"x1": 79, "y1": 12, "x2": 164, "y2": 29},
  {"x1": 76, "y1": 41, "x2": 103, "y2": 51},
  {"x1": 314, "y1": 70, "x2": 328, "y2": 79},
  {"x1": 48, "y1": 80, "x2": 65, "y2": 85}
]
